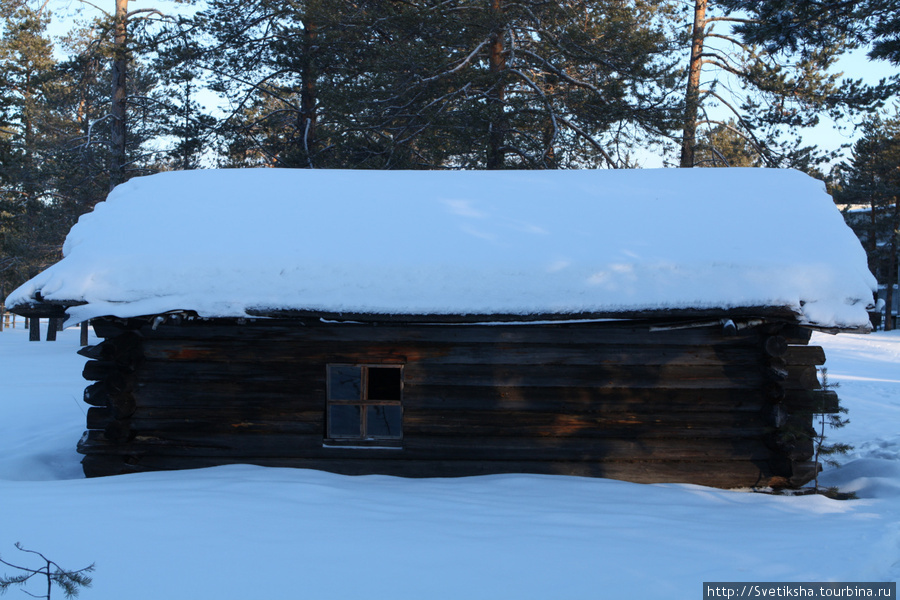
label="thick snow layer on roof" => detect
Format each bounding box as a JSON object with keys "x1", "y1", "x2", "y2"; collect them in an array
[{"x1": 6, "y1": 167, "x2": 877, "y2": 327}]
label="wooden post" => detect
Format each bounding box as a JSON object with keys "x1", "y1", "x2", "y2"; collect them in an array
[
  {"x1": 81, "y1": 321, "x2": 89, "y2": 346},
  {"x1": 47, "y1": 318, "x2": 58, "y2": 341},
  {"x1": 29, "y1": 317, "x2": 40, "y2": 341}
]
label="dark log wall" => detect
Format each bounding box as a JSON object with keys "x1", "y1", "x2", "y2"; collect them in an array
[{"x1": 77, "y1": 316, "x2": 831, "y2": 487}]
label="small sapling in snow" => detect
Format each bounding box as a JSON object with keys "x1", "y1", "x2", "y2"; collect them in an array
[{"x1": 0, "y1": 543, "x2": 94, "y2": 599}]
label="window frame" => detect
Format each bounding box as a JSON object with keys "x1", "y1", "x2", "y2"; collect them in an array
[{"x1": 325, "y1": 363, "x2": 404, "y2": 447}]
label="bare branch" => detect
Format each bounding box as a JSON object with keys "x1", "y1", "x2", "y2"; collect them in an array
[
  {"x1": 556, "y1": 115, "x2": 617, "y2": 169},
  {"x1": 418, "y1": 38, "x2": 492, "y2": 84}
]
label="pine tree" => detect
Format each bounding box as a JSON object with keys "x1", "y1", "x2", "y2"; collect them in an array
[
  {"x1": 832, "y1": 114, "x2": 900, "y2": 330},
  {"x1": 694, "y1": 119, "x2": 763, "y2": 167},
  {"x1": 185, "y1": 0, "x2": 683, "y2": 170},
  {"x1": 677, "y1": 0, "x2": 889, "y2": 169},
  {"x1": 0, "y1": 1, "x2": 69, "y2": 294}
]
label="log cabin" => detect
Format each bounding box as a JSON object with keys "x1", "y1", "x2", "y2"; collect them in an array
[{"x1": 6, "y1": 168, "x2": 877, "y2": 487}]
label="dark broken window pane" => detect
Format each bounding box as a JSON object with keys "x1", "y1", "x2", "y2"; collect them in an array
[
  {"x1": 328, "y1": 405, "x2": 361, "y2": 438},
  {"x1": 367, "y1": 367, "x2": 402, "y2": 400},
  {"x1": 366, "y1": 405, "x2": 402, "y2": 439},
  {"x1": 329, "y1": 365, "x2": 362, "y2": 400}
]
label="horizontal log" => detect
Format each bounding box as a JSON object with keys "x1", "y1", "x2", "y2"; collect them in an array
[
  {"x1": 249, "y1": 305, "x2": 801, "y2": 324},
  {"x1": 782, "y1": 390, "x2": 840, "y2": 414},
  {"x1": 78, "y1": 429, "x2": 777, "y2": 461},
  {"x1": 84, "y1": 382, "x2": 108, "y2": 407},
  {"x1": 135, "y1": 319, "x2": 766, "y2": 347},
  {"x1": 790, "y1": 461, "x2": 820, "y2": 487},
  {"x1": 133, "y1": 361, "x2": 319, "y2": 384},
  {"x1": 83, "y1": 360, "x2": 134, "y2": 382},
  {"x1": 783, "y1": 345, "x2": 826, "y2": 366},
  {"x1": 91, "y1": 318, "x2": 147, "y2": 338},
  {"x1": 78, "y1": 452, "x2": 788, "y2": 488},
  {"x1": 86, "y1": 408, "x2": 325, "y2": 435},
  {"x1": 84, "y1": 404, "x2": 764, "y2": 437},
  {"x1": 123, "y1": 379, "x2": 771, "y2": 414},
  {"x1": 403, "y1": 363, "x2": 819, "y2": 390},
  {"x1": 125, "y1": 359, "x2": 820, "y2": 392},
  {"x1": 139, "y1": 339, "x2": 772, "y2": 367},
  {"x1": 402, "y1": 414, "x2": 767, "y2": 439},
  {"x1": 77, "y1": 344, "x2": 104, "y2": 360},
  {"x1": 406, "y1": 386, "x2": 770, "y2": 412},
  {"x1": 763, "y1": 335, "x2": 788, "y2": 357}
]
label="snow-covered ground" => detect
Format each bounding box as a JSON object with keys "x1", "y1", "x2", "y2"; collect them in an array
[{"x1": 0, "y1": 324, "x2": 898, "y2": 599}]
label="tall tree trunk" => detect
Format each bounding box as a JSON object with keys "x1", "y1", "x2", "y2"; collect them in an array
[
  {"x1": 110, "y1": 0, "x2": 128, "y2": 190},
  {"x1": 679, "y1": 0, "x2": 707, "y2": 168},
  {"x1": 886, "y1": 195, "x2": 899, "y2": 331},
  {"x1": 300, "y1": 19, "x2": 318, "y2": 168},
  {"x1": 486, "y1": 0, "x2": 506, "y2": 170}
]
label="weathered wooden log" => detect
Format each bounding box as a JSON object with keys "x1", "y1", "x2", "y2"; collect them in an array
[
  {"x1": 46, "y1": 318, "x2": 58, "y2": 341},
  {"x1": 790, "y1": 461, "x2": 821, "y2": 487},
  {"x1": 80, "y1": 333, "x2": 143, "y2": 364},
  {"x1": 83, "y1": 360, "x2": 127, "y2": 381},
  {"x1": 764, "y1": 382, "x2": 786, "y2": 401},
  {"x1": 78, "y1": 316, "x2": 825, "y2": 487},
  {"x1": 84, "y1": 382, "x2": 108, "y2": 407},
  {"x1": 91, "y1": 318, "x2": 146, "y2": 338},
  {"x1": 784, "y1": 438, "x2": 815, "y2": 462},
  {"x1": 139, "y1": 339, "x2": 772, "y2": 367},
  {"x1": 763, "y1": 335, "x2": 788, "y2": 357},
  {"x1": 78, "y1": 451, "x2": 789, "y2": 488},
  {"x1": 404, "y1": 364, "x2": 772, "y2": 389},
  {"x1": 125, "y1": 379, "x2": 771, "y2": 414},
  {"x1": 77, "y1": 431, "x2": 777, "y2": 462},
  {"x1": 137, "y1": 320, "x2": 766, "y2": 346},
  {"x1": 103, "y1": 419, "x2": 132, "y2": 443},
  {"x1": 783, "y1": 345, "x2": 826, "y2": 366},
  {"x1": 77, "y1": 345, "x2": 104, "y2": 360},
  {"x1": 94, "y1": 405, "x2": 766, "y2": 435},
  {"x1": 783, "y1": 390, "x2": 840, "y2": 414},
  {"x1": 109, "y1": 393, "x2": 136, "y2": 420},
  {"x1": 764, "y1": 358, "x2": 789, "y2": 381}
]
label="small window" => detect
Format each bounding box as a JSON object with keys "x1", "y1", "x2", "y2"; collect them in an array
[{"x1": 326, "y1": 364, "x2": 403, "y2": 445}]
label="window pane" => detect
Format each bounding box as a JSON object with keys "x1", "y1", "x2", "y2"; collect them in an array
[
  {"x1": 329, "y1": 365, "x2": 362, "y2": 400},
  {"x1": 367, "y1": 367, "x2": 402, "y2": 400},
  {"x1": 366, "y1": 405, "x2": 402, "y2": 439},
  {"x1": 329, "y1": 405, "x2": 361, "y2": 438}
]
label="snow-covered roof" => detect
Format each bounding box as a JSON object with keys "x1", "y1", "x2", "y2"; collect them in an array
[{"x1": 6, "y1": 167, "x2": 877, "y2": 329}]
